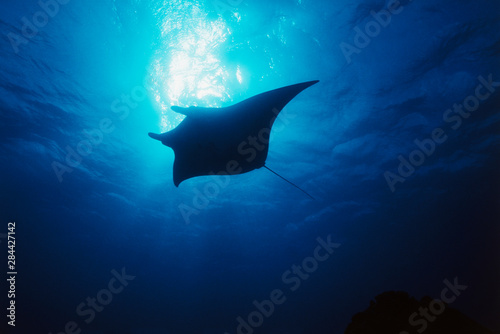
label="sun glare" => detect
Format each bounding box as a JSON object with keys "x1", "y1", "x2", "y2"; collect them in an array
[{"x1": 149, "y1": 2, "x2": 240, "y2": 132}]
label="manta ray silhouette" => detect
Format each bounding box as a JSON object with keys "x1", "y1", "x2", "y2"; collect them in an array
[{"x1": 148, "y1": 80, "x2": 319, "y2": 197}]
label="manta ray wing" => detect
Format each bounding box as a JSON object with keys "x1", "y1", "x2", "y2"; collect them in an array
[{"x1": 148, "y1": 80, "x2": 319, "y2": 186}]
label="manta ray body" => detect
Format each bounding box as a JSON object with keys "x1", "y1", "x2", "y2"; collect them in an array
[{"x1": 149, "y1": 80, "x2": 319, "y2": 190}]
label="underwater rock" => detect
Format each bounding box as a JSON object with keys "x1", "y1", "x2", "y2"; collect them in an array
[{"x1": 344, "y1": 291, "x2": 494, "y2": 334}]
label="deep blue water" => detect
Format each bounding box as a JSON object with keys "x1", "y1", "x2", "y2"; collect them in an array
[{"x1": 1, "y1": 0, "x2": 499, "y2": 333}]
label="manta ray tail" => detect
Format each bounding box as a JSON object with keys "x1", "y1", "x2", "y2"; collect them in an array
[{"x1": 264, "y1": 166, "x2": 314, "y2": 200}]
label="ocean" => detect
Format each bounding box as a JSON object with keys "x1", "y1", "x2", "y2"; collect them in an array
[{"x1": 1, "y1": 0, "x2": 499, "y2": 333}]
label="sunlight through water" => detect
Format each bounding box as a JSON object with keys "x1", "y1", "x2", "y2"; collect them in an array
[{"x1": 149, "y1": 1, "x2": 238, "y2": 132}]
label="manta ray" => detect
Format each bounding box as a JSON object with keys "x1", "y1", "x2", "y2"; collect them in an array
[{"x1": 148, "y1": 80, "x2": 319, "y2": 197}]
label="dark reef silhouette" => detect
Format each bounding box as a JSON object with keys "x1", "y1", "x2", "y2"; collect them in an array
[{"x1": 345, "y1": 291, "x2": 494, "y2": 334}]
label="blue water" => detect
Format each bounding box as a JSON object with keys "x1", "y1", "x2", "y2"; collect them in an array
[{"x1": 1, "y1": 0, "x2": 499, "y2": 333}]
